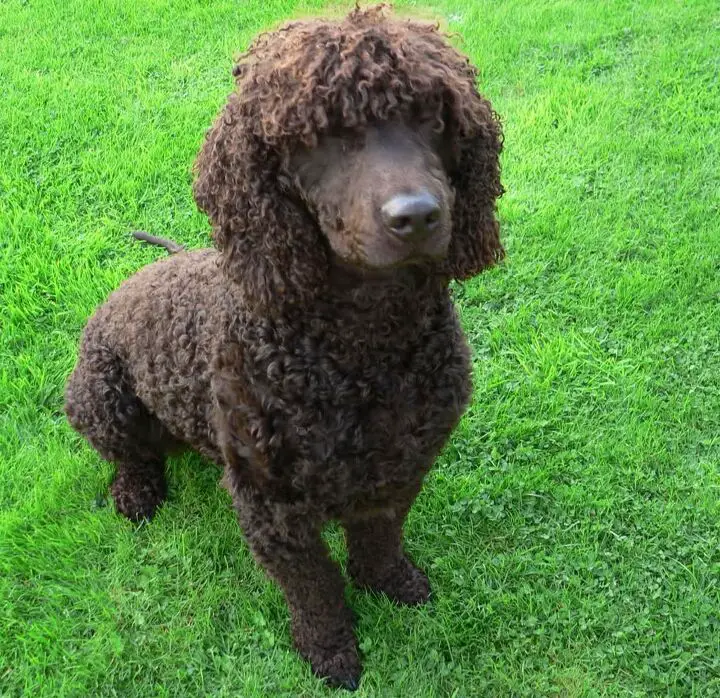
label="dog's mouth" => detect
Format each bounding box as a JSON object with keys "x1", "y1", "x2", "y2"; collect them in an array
[
  {"x1": 335, "y1": 231, "x2": 451, "y2": 272},
  {"x1": 389, "y1": 248, "x2": 448, "y2": 269},
  {"x1": 370, "y1": 229, "x2": 451, "y2": 269}
]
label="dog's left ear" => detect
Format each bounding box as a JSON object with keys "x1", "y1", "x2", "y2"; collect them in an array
[
  {"x1": 193, "y1": 95, "x2": 328, "y2": 312},
  {"x1": 446, "y1": 103, "x2": 505, "y2": 280}
]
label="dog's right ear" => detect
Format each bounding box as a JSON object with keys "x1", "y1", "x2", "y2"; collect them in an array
[{"x1": 193, "y1": 95, "x2": 328, "y2": 312}]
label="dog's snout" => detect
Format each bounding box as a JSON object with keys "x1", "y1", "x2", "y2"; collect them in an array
[{"x1": 381, "y1": 193, "x2": 442, "y2": 241}]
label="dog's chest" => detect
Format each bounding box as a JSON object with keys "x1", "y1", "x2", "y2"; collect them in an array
[{"x1": 232, "y1": 305, "x2": 472, "y2": 500}]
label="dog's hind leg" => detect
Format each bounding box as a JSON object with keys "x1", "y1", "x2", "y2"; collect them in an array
[{"x1": 65, "y1": 345, "x2": 175, "y2": 521}]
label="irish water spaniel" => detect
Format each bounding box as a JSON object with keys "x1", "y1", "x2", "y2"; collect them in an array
[{"x1": 65, "y1": 6, "x2": 503, "y2": 689}]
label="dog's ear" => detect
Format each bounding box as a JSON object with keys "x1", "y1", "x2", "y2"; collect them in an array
[
  {"x1": 446, "y1": 106, "x2": 505, "y2": 280},
  {"x1": 193, "y1": 96, "x2": 328, "y2": 311}
]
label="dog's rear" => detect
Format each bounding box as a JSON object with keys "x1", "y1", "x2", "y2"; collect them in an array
[{"x1": 65, "y1": 249, "x2": 224, "y2": 519}]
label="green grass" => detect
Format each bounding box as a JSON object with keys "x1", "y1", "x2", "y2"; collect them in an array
[{"x1": 1, "y1": 0, "x2": 719, "y2": 695}]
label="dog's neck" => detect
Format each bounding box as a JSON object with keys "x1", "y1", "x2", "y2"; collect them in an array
[
  {"x1": 279, "y1": 260, "x2": 452, "y2": 355},
  {"x1": 228, "y1": 260, "x2": 453, "y2": 355},
  {"x1": 324, "y1": 259, "x2": 446, "y2": 310}
]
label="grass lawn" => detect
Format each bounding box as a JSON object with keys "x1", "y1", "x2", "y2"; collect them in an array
[{"x1": 1, "y1": 0, "x2": 719, "y2": 695}]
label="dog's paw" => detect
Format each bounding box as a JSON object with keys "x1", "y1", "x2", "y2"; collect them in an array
[
  {"x1": 313, "y1": 648, "x2": 362, "y2": 691},
  {"x1": 111, "y1": 472, "x2": 167, "y2": 522},
  {"x1": 352, "y1": 556, "x2": 431, "y2": 606},
  {"x1": 293, "y1": 617, "x2": 362, "y2": 690}
]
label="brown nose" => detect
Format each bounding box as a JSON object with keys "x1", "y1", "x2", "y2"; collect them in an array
[{"x1": 381, "y1": 193, "x2": 442, "y2": 241}]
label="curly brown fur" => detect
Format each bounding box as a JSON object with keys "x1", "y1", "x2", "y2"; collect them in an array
[{"x1": 65, "y1": 6, "x2": 503, "y2": 690}]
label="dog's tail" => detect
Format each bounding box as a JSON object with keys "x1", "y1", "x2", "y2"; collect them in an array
[{"x1": 132, "y1": 230, "x2": 185, "y2": 254}]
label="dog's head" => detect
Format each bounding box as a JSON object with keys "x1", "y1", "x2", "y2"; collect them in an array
[{"x1": 193, "y1": 5, "x2": 504, "y2": 310}]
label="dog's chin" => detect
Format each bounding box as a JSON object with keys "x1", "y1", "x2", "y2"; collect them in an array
[
  {"x1": 333, "y1": 251, "x2": 446, "y2": 277},
  {"x1": 367, "y1": 247, "x2": 449, "y2": 273},
  {"x1": 390, "y1": 252, "x2": 447, "y2": 269},
  {"x1": 328, "y1": 253, "x2": 445, "y2": 289},
  {"x1": 326, "y1": 229, "x2": 451, "y2": 287}
]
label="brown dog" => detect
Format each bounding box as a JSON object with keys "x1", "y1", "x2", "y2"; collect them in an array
[{"x1": 65, "y1": 6, "x2": 503, "y2": 689}]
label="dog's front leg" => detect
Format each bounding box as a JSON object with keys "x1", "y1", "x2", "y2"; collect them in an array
[{"x1": 233, "y1": 492, "x2": 361, "y2": 690}]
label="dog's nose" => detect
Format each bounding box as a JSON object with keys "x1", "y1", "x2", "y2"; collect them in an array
[{"x1": 381, "y1": 193, "x2": 442, "y2": 241}]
